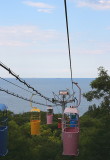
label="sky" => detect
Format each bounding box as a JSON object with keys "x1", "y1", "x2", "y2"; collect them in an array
[{"x1": 0, "y1": 0, "x2": 110, "y2": 78}]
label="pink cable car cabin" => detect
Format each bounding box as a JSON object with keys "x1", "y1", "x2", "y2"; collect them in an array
[
  {"x1": 46, "y1": 106, "x2": 53, "y2": 124},
  {"x1": 62, "y1": 107, "x2": 79, "y2": 156},
  {"x1": 58, "y1": 118, "x2": 62, "y2": 129}
]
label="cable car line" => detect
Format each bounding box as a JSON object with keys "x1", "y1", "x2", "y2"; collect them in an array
[
  {"x1": 55, "y1": 105, "x2": 62, "y2": 114},
  {"x1": 53, "y1": 92, "x2": 62, "y2": 101},
  {"x1": 1, "y1": 88, "x2": 59, "y2": 107},
  {"x1": 0, "y1": 77, "x2": 35, "y2": 95},
  {"x1": 64, "y1": 0, "x2": 74, "y2": 93},
  {"x1": 0, "y1": 87, "x2": 48, "y2": 106},
  {"x1": 0, "y1": 61, "x2": 52, "y2": 103},
  {"x1": 0, "y1": 87, "x2": 60, "y2": 107}
]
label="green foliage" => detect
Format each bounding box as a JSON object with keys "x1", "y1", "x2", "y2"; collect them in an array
[
  {"x1": 83, "y1": 67, "x2": 110, "y2": 101},
  {"x1": 83, "y1": 67, "x2": 110, "y2": 116},
  {"x1": 80, "y1": 66, "x2": 110, "y2": 160}
]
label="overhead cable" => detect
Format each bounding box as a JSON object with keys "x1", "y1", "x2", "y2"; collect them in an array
[
  {"x1": 0, "y1": 87, "x2": 49, "y2": 106},
  {"x1": 64, "y1": 0, "x2": 74, "y2": 93},
  {"x1": 0, "y1": 77, "x2": 35, "y2": 94},
  {"x1": 0, "y1": 61, "x2": 52, "y2": 103}
]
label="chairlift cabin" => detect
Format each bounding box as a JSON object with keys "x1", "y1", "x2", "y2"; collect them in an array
[
  {"x1": 58, "y1": 118, "x2": 62, "y2": 129},
  {"x1": 46, "y1": 106, "x2": 53, "y2": 124},
  {"x1": 0, "y1": 104, "x2": 8, "y2": 156},
  {"x1": 62, "y1": 107, "x2": 79, "y2": 156},
  {"x1": 30, "y1": 107, "x2": 40, "y2": 135}
]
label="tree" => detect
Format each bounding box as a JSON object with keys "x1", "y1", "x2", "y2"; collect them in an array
[
  {"x1": 83, "y1": 66, "x2": 110, "y2": 116},
  {"x1": 81, "y1": 67, "x2": 110, "y2": 160}
]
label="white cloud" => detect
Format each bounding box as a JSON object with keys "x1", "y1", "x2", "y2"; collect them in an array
[
  {"x1": 106, "y1": 26, "x2": 110, "y2": 30},
  {"x1": 0, "y1": 41, "x2": 27, "y2": 47},
  {"x1": 76, "y1": 41, "x2": 110, "y2": 55},
  {"x1": 23, "y1": 1, "x2": 55, "y2": 13},
  {"x1": 77, "y1": 49, "x2": 105, "y2": 54},
  {"x1": 37, "y1": 8, "x2": 53, "y2": 13},
  {"x1": 74, "y1": 0, "x2": 110, "y2": 10},
  {"x1": 0, "y1": 25, "x2": 60, "y2": 47}
]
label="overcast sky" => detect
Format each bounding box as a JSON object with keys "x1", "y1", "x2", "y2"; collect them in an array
[{"x1": 0, "y1": 0, "x2": 110, "y2": 78}]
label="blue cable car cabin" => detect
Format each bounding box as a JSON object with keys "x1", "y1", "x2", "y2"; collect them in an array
[{"x1": 0, "y1": 104, "x2": 8, "y2": 156}]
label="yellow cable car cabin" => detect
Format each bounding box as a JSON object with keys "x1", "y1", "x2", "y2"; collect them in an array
[{"x1": 30, "y1": 107, "x2": 41, "y2": 135}]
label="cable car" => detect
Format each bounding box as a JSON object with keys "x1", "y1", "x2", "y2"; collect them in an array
[
  {"x1": 58, "y1": 118, "x2": 62, "y2": 129},
  {"x1": 0, "y1": 104, "x2": 8, "y2": 156},
  {"x1": 30, "y1": 107, "x2": 41, "y2": 135},
  {"x1": 46, "y1": 106, "x2": 53, "y2": 124},
  {"x1": 62, "y1": 107, "x2": 79, "y2": 156}
]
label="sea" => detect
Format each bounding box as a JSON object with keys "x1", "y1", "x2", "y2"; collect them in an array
[{"x1": 0, "y1": 78, "x2": 99, "y2": 116}]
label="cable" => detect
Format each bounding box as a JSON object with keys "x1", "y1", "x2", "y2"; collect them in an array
[
  {"x1": 0, "y1": 61, "x2": 52, "y2": 103},
  {"x1": 0, "y1": 87, "x2": 48, "y2": 106},
  {"x1": 64, "y1": 0, "x2": 74, "y2": 93},
  {"x1": 56, "y1": 105, "x2": 62, "y2": 114},
  {"x1": 53, "y1": 92, "x2": 62, "y2": 101},
  {"x1": 0, "y1": 77, "x2": 35, "y2": 94}
]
